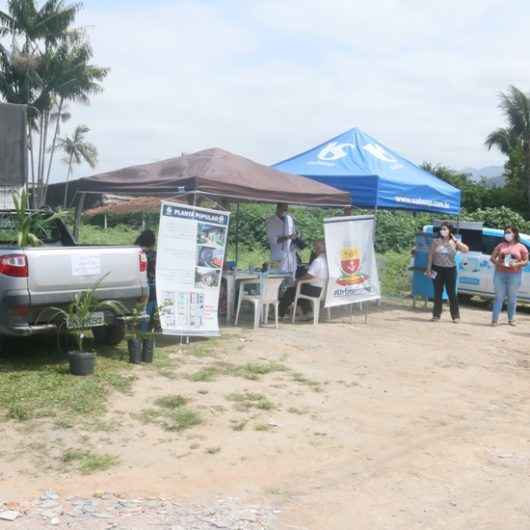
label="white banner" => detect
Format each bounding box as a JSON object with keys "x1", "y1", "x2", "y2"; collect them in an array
[
  {"x1": 156, "y1": 201, "x2": 230, "y2": 336},
  {"x1": 324, "y1": 215, "x2": 381, "y2": 308}
]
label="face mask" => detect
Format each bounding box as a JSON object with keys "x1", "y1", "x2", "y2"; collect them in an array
[
  {"x1": 504, "y1": 233, "x2": 514, "y2": 242},
  {"x1": 440, "y1": 229, "x2": 449, "y2": 237}
]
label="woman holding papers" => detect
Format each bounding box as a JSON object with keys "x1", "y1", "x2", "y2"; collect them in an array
[{"x1": 490, "y1": 226, "x2": 528, "y2": 326}]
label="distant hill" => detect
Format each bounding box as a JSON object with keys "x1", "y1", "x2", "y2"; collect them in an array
[{"x1": 461, "y1": 165, "x2": 504, "y2": 187}]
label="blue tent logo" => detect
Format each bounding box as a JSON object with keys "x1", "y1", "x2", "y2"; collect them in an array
[
  {"x1": 318, "y1": 141, "x2": 355, "y2": 161},
  {"x1": 362, "y1": 143, "x2": 397, "y2": 163}
]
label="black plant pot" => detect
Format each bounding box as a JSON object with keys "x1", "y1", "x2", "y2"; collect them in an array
[
  {"x1": 128, "y1": 339, "x2": 142, "y2": 364},
  {"x1": 142, "y1": 337, "x2": 155, "y2": 363},
  {"x1": 69, "y1": 351, "x2": 95, "y2": 376}
]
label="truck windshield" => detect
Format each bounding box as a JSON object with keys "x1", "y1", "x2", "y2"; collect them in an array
[{"x1": 0, "y1": 212, "x2": 66, "y2": 245}]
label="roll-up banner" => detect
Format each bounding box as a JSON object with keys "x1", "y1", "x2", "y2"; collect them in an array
[
  {"x1": 324, "y1": 215, "x2": 381, "y2": 308},
  {"x1": 0, "y1": 103, "x2": 27, "y2": 186},
  {"x1": 156, "y1": 201, "x2": 230, "y2": 336}
]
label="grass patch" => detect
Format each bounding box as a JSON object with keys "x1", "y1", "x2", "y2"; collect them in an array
[
  {"x1": 0, "y1": 338, "x2": 134, "y2": 423},
  {"x1": 62, "y1": 449, "x2": 119, "y2": 475},
  {"x1": 291, "y1": 372, "x2": 322, "y2": 392},
  {"x1": 287, "y1": 407, "x2": 307, "y2": 415},
  {"x1": 155, "y1": 394, "x2": 188, "y2": 409},
  {"x1": 136, "y1": 395, "x2": 201, "y2": 433},
  {"x1": 188, "y1": 367, "x2": 219, "y2": 382},
  {"x1": 162, "y1": 408, "x2": 202, "y2": 432},
  {"x1": 225, "y1": 392, "x2": 274, "y2": 411},
  {"x1": 225, "y1": 361, "x2": 287, "y2": 381}
]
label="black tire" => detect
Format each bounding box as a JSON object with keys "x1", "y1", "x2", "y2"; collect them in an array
[{"x1": 92, "y1": 322, "x2": 125, "y2": 346}]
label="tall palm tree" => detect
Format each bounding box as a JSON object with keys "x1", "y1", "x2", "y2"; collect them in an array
[
  {"x1": 485, "y1": 86, "x2": 530, "y2": 207},
  {"x1": 56, "y1": 125, "x2": 97, "y2": 208},
  {"x1": 0, "y1": 1, "x2": 108, "y2": 207}
]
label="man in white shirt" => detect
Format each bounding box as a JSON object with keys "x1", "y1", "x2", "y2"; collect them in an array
[
  {"x1": 266, "y1": 203, "x2": 298, "y2": 276},
  {"x1": 279, "y1": 239, "x2": 328, "y2": 318}
]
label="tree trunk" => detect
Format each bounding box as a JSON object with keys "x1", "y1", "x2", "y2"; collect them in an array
[
  {"x1": 63, "y1": 154, "x2": 74, "y2": 209},
  {"x1": 38, "y1": 111, "x2": 50, "y2": 207},
  {"x1": 74, "y1": 192, "x2": 85, "y2": 241},
  {"x1": 525, "y1": 141, "x2": 530, "y2": 213},
  {"x1": 44, "y1": 98, "x2": 64, "y2": 195}
]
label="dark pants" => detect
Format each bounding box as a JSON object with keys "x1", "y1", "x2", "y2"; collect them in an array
[
  {"x1": 432, "y1": 265, "x2": 459, "y2": 319},
  {"x1": 279, "y1": 284, "x2": 322, "y2": 317}
]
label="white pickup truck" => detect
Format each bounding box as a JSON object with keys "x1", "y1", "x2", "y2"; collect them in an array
[{"x1": 0, "y1": 210, "x2": 148, "y2": 345}]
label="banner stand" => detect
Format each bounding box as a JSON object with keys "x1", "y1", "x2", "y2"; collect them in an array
[
  {"x1": 156, "y1": 201, "x2": 230, "y2": 337},
  {"x1": 324, "y1": 215, "x2": 381, "y2": 320}
]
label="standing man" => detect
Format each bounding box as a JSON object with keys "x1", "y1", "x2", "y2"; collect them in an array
[{"x1": 266, "y1": 203, "x2": 298, "y2": 276}]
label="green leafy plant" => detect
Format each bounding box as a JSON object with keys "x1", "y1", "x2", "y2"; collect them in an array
[
  {"x1": 12, "y1": 190, "x2": 66, "y2": 247},
  {"x1": 43, "y1": 274, "x2": 126, "y2": 352}
]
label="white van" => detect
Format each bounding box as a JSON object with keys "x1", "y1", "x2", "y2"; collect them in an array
[{"x1": 423, "y1": 225, "x2": 530, "y2": 302}]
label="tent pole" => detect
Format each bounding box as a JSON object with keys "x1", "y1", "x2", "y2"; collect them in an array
[
  {"x1": 235, "y1": 202, "x2": 240, "y2": 266},
  {"x1": 74, "y1": 192, "x2": 85, "y2": 241}
]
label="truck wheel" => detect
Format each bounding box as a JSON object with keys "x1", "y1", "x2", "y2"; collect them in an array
[{"x1": 92, "y1": 323, "x2": 125, "y2": 346}]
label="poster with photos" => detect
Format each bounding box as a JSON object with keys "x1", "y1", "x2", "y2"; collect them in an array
[{"x1": 156, "y1": 201, "x2": 230, "y2": 336}]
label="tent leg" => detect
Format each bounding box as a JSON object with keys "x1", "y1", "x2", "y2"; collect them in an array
[
  {"x1": 74, "y1": 192, "x2": 85, "y2": 241},
  {"x1": 235, "y1": 202, "x2": 240, "y2": 267}
]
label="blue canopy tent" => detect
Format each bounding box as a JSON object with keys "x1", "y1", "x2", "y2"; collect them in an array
[{"x1": 273, "y1": 128, "x2": 461, "y2": 215}]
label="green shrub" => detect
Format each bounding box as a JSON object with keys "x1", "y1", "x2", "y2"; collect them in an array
[
  {"x1": 462, "y1": 206, "x2": 530, "y2": 233},
  {"x1": 379, "y1": 251, "x2": 411, "y2": 296}
]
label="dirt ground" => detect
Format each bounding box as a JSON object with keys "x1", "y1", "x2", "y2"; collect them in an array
[{"x1": 2, "y1": 300, "x2": 530, "y2": 529}]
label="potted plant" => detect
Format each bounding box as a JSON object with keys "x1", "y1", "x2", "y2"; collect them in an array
[
  {"x1": 44, "y1": 276, "x2": 126, "y2": 375},
  {"x1": 118, "y1": 303, "x2": 150, "y2": 364},
  {"x1": 12, "y1": 190, "x2": 65, "y2": 246}
]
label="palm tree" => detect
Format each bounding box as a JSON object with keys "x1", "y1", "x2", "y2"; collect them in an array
[
  {"x1": 56, "y1": 125, "x2": 97, "y2": 208},
  {"x1": 0, "y1": 1, "x2": 108, "y2": 207},
  {"x1": 486, "y1": 86, "x2": 530, "y2": 207}
]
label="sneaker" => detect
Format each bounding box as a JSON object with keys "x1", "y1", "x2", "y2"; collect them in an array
[
  {"x1": 452, "y1": 318, "x2": 460, "y2": 324},
  {"x1": 491, "y1": 321, "x2": 498, "y2": 327},
  {"x1": 508, "y1": 320, "x2": 516, "y2": 327},
  {"x1": 431, "y1": 317, "x2": 440, "y2": 322}
]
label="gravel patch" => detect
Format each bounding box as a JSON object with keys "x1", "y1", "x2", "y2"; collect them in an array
[{"x1": 0, "y1": 491, "x2": 281, "y2": 529}]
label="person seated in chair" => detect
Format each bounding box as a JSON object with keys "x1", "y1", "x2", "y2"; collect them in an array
[{"x1": 279, "y1": 239, "x2": 328, "y2": 318}]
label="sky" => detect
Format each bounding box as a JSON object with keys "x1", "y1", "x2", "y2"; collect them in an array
[{"x1": 12, "y1": 0, "x2": 530, "y2": 180}]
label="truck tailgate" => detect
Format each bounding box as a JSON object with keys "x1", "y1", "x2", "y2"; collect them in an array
[{"x1": 25, "y1": 246, "x2": 145, "y2": 303}]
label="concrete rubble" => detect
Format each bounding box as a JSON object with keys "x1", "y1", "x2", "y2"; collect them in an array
[{"x1": 0, "y1": 491, "x2": 282, "y2": 529}]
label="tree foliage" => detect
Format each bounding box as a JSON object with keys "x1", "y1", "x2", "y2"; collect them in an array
[{"x1": 0, "y1": 0, "x2": 108, "y2": 207}]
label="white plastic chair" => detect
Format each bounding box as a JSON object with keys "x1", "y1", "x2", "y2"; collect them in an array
[
  {"x1": 291, "y1": 279, "x2": 331, "y2": 325},
  {"x1": 234, "y1": 276, "x2": 284, "y2": 329}
]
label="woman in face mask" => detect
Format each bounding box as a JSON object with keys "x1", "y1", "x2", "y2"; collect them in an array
[
  {"x1": 425, "y1": 222, "x2": 469, "y2": 322},
  {"x1": 490, "y1": 226, "x2": 529, "y2": 326}
]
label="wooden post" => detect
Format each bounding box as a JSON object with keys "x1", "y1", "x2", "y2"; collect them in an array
[
  {"x1": 235, "y1": 202, "x2": 240, "y2": 266},
  {"x1": 74, "y1": 193, "x2": 85, "y2": 241}
]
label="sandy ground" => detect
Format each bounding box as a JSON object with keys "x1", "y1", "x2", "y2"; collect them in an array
[{"x1": 2, "y1": 300, "x2": 530, "y2": 529}]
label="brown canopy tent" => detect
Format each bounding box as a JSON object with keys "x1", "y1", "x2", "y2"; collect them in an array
[
  {"x1": 75, "y1": 147, "x2": 351, "y2": 206},
  {"x1": 73, "y1": 147, "x2": 351, "y2": 260}
]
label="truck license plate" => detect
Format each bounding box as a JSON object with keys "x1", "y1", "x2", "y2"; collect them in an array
[{"x1": 67, "y1": 311, "x2": 105, "y2": 329}]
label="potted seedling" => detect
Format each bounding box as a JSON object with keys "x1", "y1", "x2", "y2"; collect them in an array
[
  {"x1": 117, "y1": 303, "x2": 150, "y2": 364},
  {"x1": 44, "y1": 275, "x2": 125, "y2": 375}
]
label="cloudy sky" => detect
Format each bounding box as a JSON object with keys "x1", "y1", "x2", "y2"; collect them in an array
[{"x1": 39, "y1": 0, "x2": 530, "y2": 180}]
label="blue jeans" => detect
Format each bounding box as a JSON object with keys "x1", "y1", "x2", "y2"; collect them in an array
[
  {"x1": 139, "y1": 299, "x2": 157, "y2": 333},
  {"x1": 492, "y1": 271, "x2": 522, "y2": 322}
]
